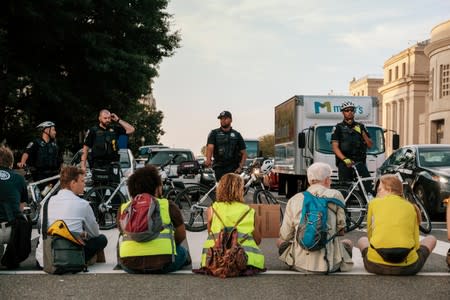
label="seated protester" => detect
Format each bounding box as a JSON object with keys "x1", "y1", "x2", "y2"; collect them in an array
[
  {"x1": 277, "y1": 162, "x2": 353, "y2": 273},
  {"x1": 197, "y1": 173, "x2": 265, "y2": 276},
  {"x1": 118, "y1": 165, "x2": 189, "y2": 273},
  {"x1": 0, "y1": 146, "x2": 28, "y2": 267},
  {"x1": 36, "y1": 166, "x2": 107, "y2": 268},
  {"x1": 357, "y1": 174, "x2": 437, "y2": 275}
]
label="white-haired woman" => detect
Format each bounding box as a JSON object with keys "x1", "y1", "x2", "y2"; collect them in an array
[{"x1": 277, "y1": 162, "x2": 353, "y2": 273}]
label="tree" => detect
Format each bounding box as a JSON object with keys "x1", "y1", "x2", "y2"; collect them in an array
[
  {"x1": 259, "y1": 133, "x2": 274, "y2": 157},
  {"x1": 1, "y1": 0, "x2": 179, "y2": 153}
]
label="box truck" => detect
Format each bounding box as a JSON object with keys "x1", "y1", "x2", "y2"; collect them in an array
[{"x1": 273, "y1": 95, "x2": 398, "y2": 198}]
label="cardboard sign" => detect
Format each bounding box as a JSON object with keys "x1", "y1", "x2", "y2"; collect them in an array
[{"x1": 249, "y1": 204, "x2": 281, "y2": 238}]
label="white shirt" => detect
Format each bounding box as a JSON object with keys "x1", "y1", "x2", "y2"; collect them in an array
[{"x1": 35, "y1": 189, "x2": 101, "y2": 267}]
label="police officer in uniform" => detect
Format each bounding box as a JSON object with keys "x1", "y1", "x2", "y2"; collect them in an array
[
  {"x1": 205, "y1": 111, "x2": 247, "y2": 181},
  {"x1": 331, "y1": 101, "x2": 374, "y2": 195},
  {"x1": 81, "y1": 109, "x2": 134, "y2": 181},
  {"x1": 17, "y1": 121, "x2": 62, "y2": 182}
]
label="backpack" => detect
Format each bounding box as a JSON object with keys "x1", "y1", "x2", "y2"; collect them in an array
[
  {"x1": 119, "y1": 193, "x2": 163, "y2": 242},
  {"x1": 42, "y1": 199, "x2": 87, "y2": 274},
  {"x1": 204, "y1": 206, "x2": 251, "y2": 278},
  {"x1": 296, "y1": 191, "x2": 346, "y2": 251}
]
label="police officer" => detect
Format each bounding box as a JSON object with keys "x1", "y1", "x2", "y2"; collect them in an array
[
  {"x1": 81, "y1": 109, "x2": 134, "y2": 176},
  {"x1": 17, "y1": 121, "x2": 62, "y2": 182},
  {"x1": 331, "y1": 101, "x2": 373, "y2": 195},
  {"x1": 205, "y1": 110, "x2": 247, "y2": 181}
]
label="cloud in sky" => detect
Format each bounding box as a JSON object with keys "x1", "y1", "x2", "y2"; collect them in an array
[{"x1": 153, "y1": 0, "x2": 449, "y2": 154}]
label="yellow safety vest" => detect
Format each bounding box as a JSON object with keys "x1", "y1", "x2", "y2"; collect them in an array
[
  {"x1": 201, "y1": 201, "x2": 265, "y2": 269},
  {"x1": 119, "y1": 198, "x2": 176, "y2": 258}
]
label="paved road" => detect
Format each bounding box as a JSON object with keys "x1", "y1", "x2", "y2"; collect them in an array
[
  {"x1": 1, "y1": 191, "x2": 449, "y2": 299},
  {"x1": 1, "y1": 224, "x2": 449, "y2": 299}
]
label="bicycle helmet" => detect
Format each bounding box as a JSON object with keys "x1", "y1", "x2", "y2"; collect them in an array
[
  {"x1": 340, "y1": 101, "x2": 355, "y2": 111},
  {"x1": 36, "y1": 121, "x2": 55, "y2": 130},
  {"x1": 260, "y1": 159, "x2": 273, "y2": 175}
]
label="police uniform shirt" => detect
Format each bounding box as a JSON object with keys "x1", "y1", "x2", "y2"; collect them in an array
[
  {"x1": 84, "y1": 125, "x2": 126, "y2": 162},
  {"x1": 207, "y1": 127, "x2": 246, "y2": 166},
  {"x1": 331, "y1": 121, "x2": 370, "y2": 162},
  {"x1": 24, "y1": 138, "x2": 61, "y2": 171},
  {"x1": 0, "y1": 168, "x2": 28, "y2": 222}
]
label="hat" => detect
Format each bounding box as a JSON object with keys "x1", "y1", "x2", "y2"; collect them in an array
[{"x1": 217, "y1": 111, "x2": 232, "y2": 119}]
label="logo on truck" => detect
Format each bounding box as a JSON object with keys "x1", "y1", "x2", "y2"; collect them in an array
[{"x1": 314, "y1": 101, "x2": 363, "y2": 114}]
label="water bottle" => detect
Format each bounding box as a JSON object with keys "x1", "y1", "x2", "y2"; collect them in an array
[{"x1": 41, "y1": 184, "x2": 53, "y2": 197}]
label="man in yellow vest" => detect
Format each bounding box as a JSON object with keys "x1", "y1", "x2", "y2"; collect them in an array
[{"x1": 118, "y1": 165, "x2": 189, "y2": 273}]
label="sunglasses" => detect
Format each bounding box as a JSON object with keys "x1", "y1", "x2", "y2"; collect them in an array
[{"x1": 343, "y1": 108, "x2": 355, "y2": 113}]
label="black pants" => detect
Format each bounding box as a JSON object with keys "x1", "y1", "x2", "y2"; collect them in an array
[
  {"x1": 213, "y1": 164, "x2": 238, "y2": 182},
  {"x1": 337, "y1": 160, "x2": 373, "y2": 196},
  {"x1": 84, "y1": 234, "x2": 108, "y2": 261}
]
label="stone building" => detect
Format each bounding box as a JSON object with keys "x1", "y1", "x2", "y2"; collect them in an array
[
  {"x1": 378, "y1": 41, "x2": 430, "y2": 153},
  {"x1": 424, "y1": 19, "x2": 450, "y2": 144},
  {"x1": 349, "y1": 19, "x2": 450, "y2": 154},
  {"x1": 349, "y1": 76, "x2": 383, "y2": 125}
]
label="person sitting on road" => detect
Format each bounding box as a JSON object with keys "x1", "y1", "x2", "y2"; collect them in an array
[
  {"x1": 277, "y1": 162, "x2": 353, "y2": 274},
  {"x1": 196, "y1": 173, "x2": 265, "y2": 276},
  {"x1": 36, "y1": 166, "x2": 108, "y2": 268},
  {"x1": 357, "y1": 174, "x2": 436, "y2": 275},
  {"x1": 0, "y1": 146, "x2": 28, "y2": 266},
  {"x1": 117, "y1": 165, "x2": 190, "y2": 273}
]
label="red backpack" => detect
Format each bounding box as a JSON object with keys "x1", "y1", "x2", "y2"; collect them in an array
[{"x1": 119, "y1": 193, "x2": 163, "y2": 242}]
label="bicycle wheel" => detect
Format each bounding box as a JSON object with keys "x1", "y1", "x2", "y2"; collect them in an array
[
  {"x1": 175, "y1": 185, "x2": 214, "y2": 232},
  {"x1": 84, "y1": 185, "x2": 126, "y2": 230},
  {"x1": 404, "y1": 189, "x2": 432, "y2": 233},
  {"x1": 336, "y1": 186, "x2": 366, "y2": 232},
  {"x1": 253, "y1": 189, "x2": 284, "y2": 222},
  {"x1": 164, "y1": 187, "x2": 184, "y2": 203}
]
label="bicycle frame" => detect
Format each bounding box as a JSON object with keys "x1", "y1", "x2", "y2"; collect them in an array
[
  {"x1": 96, "y1": 176, "x2": 128, "y2": 212},
  {"x1": 25, "y1": 175, "x2": 61, "y2": 225}
]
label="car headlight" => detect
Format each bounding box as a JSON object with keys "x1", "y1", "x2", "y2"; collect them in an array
[{"x1": 431, "y1": 175, "x2": 449, "y2": 184}]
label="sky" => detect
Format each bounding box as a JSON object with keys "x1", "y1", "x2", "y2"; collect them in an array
[{"x1": 152, "y1": 0, "x2": 450, "y2": 156}]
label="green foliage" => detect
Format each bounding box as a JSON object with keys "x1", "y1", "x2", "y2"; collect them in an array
[
  {"x1": 259, "y1": 133, "x2": 275, "y2": 157},
  {"x1": 1, "y1": 0, "x2": 180, "y2": 153}
]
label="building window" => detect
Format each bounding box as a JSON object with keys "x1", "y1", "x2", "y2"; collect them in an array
[
  {"x1": 402, "y1": 63, "x2": 406, "y2": 77},
  {"x1": 395, "y1": 66, "x2": 399, "y2": 80},
  {"x1": 430, "y1": 68, "x2": 434, "y2": 100},
  {"x1": 440, "y1": 64, "x2": 450, "y2": 98},
  {"x1": 431, "y1": 119, "x2": 445, "y2": 144},
  {"x1": 361, "y1": 90, "x2": 364, "y2": 96},
  {"x1": 388, "y1": 69, "x2": 392, "y2": 82}
]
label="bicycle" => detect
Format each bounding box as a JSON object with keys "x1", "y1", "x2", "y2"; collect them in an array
[
  {"x1": 25, "y1": 173, "x2": 61, "y2": 225},
  {"x1": 334, "y1": 161, "x2": 432, "y2": 234},
  {"x1": 176, "y1": 159, "x2": 282, "y2": 232},
  {"x1": 83, "y1": 162, "x2": 128, "y2": 230}
]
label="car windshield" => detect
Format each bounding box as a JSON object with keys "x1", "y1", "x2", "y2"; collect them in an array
[
  {"x1": 418, "y1": 147, "x2": 450, "y2": 167},
  {"x1": 148, "y1": 151, "x2": 193, "y2": 165},
  {"x1": 314, "y1": 125, "x2": 385, "y2": 155}
]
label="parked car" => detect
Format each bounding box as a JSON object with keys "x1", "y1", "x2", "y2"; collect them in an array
[
  {"x1": 264, "y1": 170, "x2": 279, "y2": 191},
  {"x1": 146, "y1": 148, "x2": 200, "y2": 184},
  {"x1": 136, "y1": 144, "x2": 169, "y2": 168},
  {"x1": 377, "y1": 144, "x2": 450, "y2": 216}
]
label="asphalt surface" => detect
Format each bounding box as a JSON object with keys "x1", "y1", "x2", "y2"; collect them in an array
[{"x1": 1, "y1": 192, "x2": 450, "y2": 299}]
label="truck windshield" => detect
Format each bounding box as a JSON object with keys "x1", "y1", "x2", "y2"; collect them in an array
[{"x1": 315, "y1": 126, "x2": 385, "y2": 155}]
